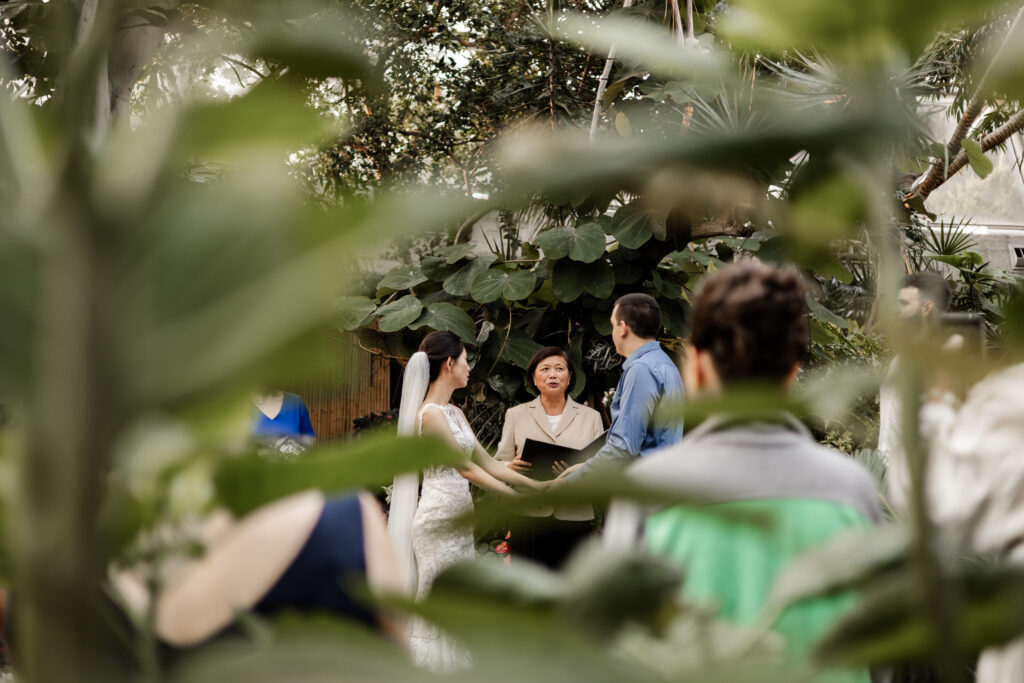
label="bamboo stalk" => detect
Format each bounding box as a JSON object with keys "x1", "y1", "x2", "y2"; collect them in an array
[{"x1": 589, "y1": 0, "x2": 635, "y2": 141}]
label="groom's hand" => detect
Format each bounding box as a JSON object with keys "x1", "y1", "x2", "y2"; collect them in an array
[{"x1": 553, "y1": 462, "x2": 584, "y2": 481}]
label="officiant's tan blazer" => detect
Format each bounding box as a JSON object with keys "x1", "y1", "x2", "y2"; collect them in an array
[
  {"x1": 494, "y1": 396, "x2": 604, "y2": 520},
  {"x1": 494, "y1": 396, "x2": 605, "y2": 462}
]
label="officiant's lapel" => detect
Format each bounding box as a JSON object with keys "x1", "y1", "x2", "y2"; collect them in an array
[
  {"x1": 553, "y1": 399, "x2": 580, "y2": 438},
  {"x1": 527, "y1": 397, "x2": 557, "y2": 440}
]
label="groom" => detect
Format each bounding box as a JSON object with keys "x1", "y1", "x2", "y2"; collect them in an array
[{"x1": 558, "y1": 293, "x2": 683, "y2": 482}]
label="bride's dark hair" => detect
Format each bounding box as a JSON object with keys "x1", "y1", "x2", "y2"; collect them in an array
[{"x1": 419, "y1": 330, "x2": 466, "y2": 383}]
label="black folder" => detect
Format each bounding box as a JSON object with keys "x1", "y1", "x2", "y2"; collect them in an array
[{"x1": 519, "y1": 432, "x2": 607, "y2": 481}]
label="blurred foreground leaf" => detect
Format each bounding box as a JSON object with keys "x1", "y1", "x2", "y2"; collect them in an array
[
  {"x1": 172, "y1": 614, "x2": 420, "y2": 683},
  {"x1": 556, "y1": 14, "x2": 727, "y2": 82},
  {"x1": 762, "y1": 526, "x2": 909, "y2": 620},
  {"x1": 466, "y1": 472, "x2": 771, "y2": 531},
  {"x1": 818, "y1": 560, "x2": 1024, "y2": 667},
  {"x1": 214, "y1": 434, "x2": 461, "y2": 515}
]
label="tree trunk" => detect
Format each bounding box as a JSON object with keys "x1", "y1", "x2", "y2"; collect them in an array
[
  {"x1": 913, "y1": 96, "x2": 983, "y2": 198},
  {"x1": 109, "y1": 3, "x2": 177, "y2": 119},
  {"x1": 916, "y1": 108, "x2": 1024, "y2": 200},
  {"x1": 914, "y1": 5, "x2": 1024, "y2": 200}
]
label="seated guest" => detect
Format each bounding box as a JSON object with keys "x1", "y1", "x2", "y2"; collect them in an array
[
  {"x1": 605, "y1": 263, "x2": 880, "y2": 683},
  {"x1": 253, "y1": 390, "x2": 316, "y2": 459},
  {"x1": 494, "y1": 347, "x2": 604, "y2": 568},
  {"x1": 112, "y1": 491, "x2": 404, "y2": 648}
]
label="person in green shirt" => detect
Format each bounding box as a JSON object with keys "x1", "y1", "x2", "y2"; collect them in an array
[{"x1": 605, "y1": 262, "x2": 881, "y2": 683}]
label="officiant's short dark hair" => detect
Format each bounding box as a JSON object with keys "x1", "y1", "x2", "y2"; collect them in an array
[
  {"x1": 690, "y1": 263, "x2": 808, "y2": 384},
  {"x1": 614, "y1": 293, "x2": 661, "y2": 339},
  {"x1": 419, "y1": 330, "x2": 465, "y2": 383},
  {"x1": 527, "y1": 347, "x2": 574, "y2": 387}
]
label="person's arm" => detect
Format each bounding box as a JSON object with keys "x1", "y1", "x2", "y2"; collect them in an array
[
  {"x1": 473, "y1": 440, "x2": 544, "y2": 489},
  {"x1": 494, "y1": 409, "x2": 533, "y2": 474},
  {"x1": 419, "y1": 408, "x2": 517, "y2": 496},
  {"x1": 457, "y1": 407, "x2": 541, "y2": 488},
  {"x1": 460, "y1": 460, "x2": 518, "y2": 496},
  {"x1": 561, "y1": 366, "x2": 659, "y2": 482}
]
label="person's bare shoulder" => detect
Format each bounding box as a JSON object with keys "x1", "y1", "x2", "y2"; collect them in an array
[{"x1": 418, "y1": 405, "x2": 449, "y2": 433}]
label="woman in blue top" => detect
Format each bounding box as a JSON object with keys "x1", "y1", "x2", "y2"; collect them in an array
[{"x1": 253, "y1": 390, "x2": 316, "y2": 458}]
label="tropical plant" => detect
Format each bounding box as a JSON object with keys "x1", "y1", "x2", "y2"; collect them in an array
[{"x1": 4, "y1": 1, "x2": 1024, "y2": 683}]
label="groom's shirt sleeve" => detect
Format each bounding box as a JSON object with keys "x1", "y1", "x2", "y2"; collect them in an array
[{"x1": 567, "y1": 364, "x2": 659, "y2": 480}]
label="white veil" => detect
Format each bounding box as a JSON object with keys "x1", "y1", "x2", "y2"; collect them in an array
[{"x1": 388, "y1": 351, "x2": 429, "y2": 596}]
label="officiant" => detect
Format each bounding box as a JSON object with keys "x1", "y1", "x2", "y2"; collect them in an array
[{"x1": 494, "y1": 346, "x2": 605, "y2": 568}]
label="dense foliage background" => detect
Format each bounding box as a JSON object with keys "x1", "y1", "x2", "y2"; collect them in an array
[{"x1": 2, "y1": 0, "x2": 1024, "y2": 681}]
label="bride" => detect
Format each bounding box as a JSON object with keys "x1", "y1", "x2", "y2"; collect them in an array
[{"x1": 388, "y1": 330, "x2": 542, "y2": 671}]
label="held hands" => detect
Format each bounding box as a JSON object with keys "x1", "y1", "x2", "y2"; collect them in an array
[{"x1": 551, "y1": 462, "x2": 584, "y2": 486}]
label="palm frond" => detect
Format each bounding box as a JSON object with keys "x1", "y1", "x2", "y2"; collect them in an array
[{"x1": 922, "y1": 216, "x2": 976, "y2": 256}]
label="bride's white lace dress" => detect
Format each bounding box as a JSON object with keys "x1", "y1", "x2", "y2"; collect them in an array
[{"x1": 410, "y1": 403, "x2": 475, "y2": 671}]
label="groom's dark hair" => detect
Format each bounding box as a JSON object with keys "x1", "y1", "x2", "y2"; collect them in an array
[
  {"x1": 614, "y1": 293, "x2": 661, "y2": 339},
  {"x1": 419, "y1": 330, "x2": 465, "y2": 382}
]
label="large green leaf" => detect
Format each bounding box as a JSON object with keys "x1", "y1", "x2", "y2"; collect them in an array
[
  {"x1": 411, "y1": 302, "x2": 477, "y2": 343},
  {"x1": 926, "y1": 251, "x2": 984, "y2": 269},
  {"x1": 249, "y1": 20, "x2": 368, "y2": 79},
  {"x1": 611, "y1": 200, "x2": 667, "y2": 249},
  {"x1": 420, "y1": 255, "x2": 459, "y2": 282},
  {"x1": 436, "y1": 243, "x2": 476, "y2": 264},
  {"x1": 376, "y1": 295, "x2": 423, "y2": 332},
  {"x1": 335, "y1": 296, "x2": 377, "y2": 331},
  {"x1": 173, "y1": 615, "x2": 421, "y2": 683},
  {"x1": 496, "y1": 328, "x2": 543, "y2": 370},
  {"x1": 961, "y1": 139, "x2": 993, "y2": 180},
  {"x1": 537, "y1": 223, "x2": 607, "y2": 263},
  {"x1": 569, "y1": 222, "x2": 609, "y2": 263},
  {"x1": 176, "y1": 80, "x2": 338, "y2": 164},
  {"x1": 214, "y1": 433, "x2": 463, "y2": 516},
  {"x1": 720, "y1": 0, "x2": 1008, "y2": 56},
  {"x1": 556, "y1": 14, "x2": 727, "y2": 82},
  {"x1": 551, "y1": 259, "x2": 615, "y2": 302},
  {"x1": 586, "y1": 260, "x2": 616, "y2": 299},
  {"x1": 661, "y1": 298, "x2": 691, "y2": 337},
  {"x1": 377, "y1": 264, "x2": 427, "y2": 292},
  {"x1": 551, "y1": 260, "x2": 587, "y2": 302},
  {"x1": 807, "y1": 296, "x2": 849, "y2": 330},
  {"x1": 535, "y1": 226, "x2": 573, "y2": 260},
  {"x1": 443, "y1": 253, "x2": 497, "y2": 296},
  {"x1": 763, "y1": 526, "x2": 908, "y2": 614},
  {"x1": 471, "y1": 268, "x2": 537, "y2": 303},
  {"x1": 818, "y1": 562, "x2": 1024, "y2": 668}
]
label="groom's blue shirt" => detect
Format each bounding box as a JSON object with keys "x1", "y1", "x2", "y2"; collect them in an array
[{"x1": 569, "y1": 341, "x2": 683, "y2": 480}]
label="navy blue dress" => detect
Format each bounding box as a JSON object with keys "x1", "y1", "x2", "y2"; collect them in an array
[{"x1": 254, "y1": 496, "x2": 376, "y2": 628}]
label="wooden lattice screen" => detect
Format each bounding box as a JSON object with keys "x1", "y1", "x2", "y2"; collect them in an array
[{"x1": 289, "y1": 334, "x2": 392, "y2": 442}]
